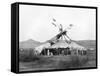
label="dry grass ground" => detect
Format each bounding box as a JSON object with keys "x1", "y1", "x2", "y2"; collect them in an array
[{"x1": 19, "y1": 49, "x2": 96, "y2": 72}]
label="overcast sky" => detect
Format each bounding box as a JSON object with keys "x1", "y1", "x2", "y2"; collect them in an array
[{"x1": 19, "y1": 5, "x2": 96, "y2": 42}]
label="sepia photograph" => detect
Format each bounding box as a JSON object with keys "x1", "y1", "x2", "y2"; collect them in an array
[{"x1": 18, "y1": 3, "x2": 97, "y2": 72}]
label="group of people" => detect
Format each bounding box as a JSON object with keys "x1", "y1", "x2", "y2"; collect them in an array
[
  {"x1": 19, "y1": 47, "x2": 87, "y2": 56},
  {"x1": 40, "y1": 47, "x2": 87, "y2": 56}
]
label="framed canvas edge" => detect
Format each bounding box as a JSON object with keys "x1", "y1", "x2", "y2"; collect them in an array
[
  {"x1": 11, "y1": 3, "x2": 19, "y2": 73},
  {"x1": 11, "y1": 2, "x2": 98, "y2": 74}
]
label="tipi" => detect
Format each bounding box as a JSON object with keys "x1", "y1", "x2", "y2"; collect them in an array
[{"x1": 34, "y1": 18, "x2": 87, "y2": 55}]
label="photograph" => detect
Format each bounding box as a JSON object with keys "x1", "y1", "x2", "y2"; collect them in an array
[{"x1": 18, "y1": 3, "x2": 97, "y2": 72}]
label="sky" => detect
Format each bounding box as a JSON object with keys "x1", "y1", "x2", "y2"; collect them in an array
[{"x1": 19, "y1": 5, "x2": 96, "y2": 42}]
